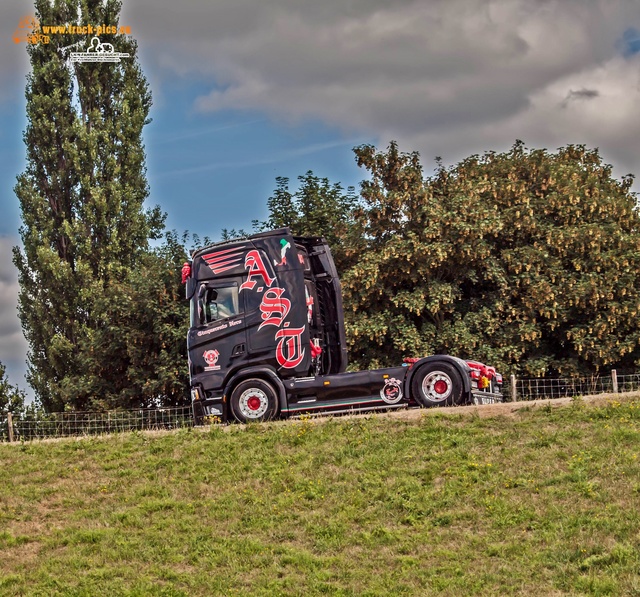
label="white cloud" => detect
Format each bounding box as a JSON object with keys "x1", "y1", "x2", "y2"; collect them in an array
[
  {"x1": 120, "y1": 0, "x2": 640, "y2": 177},
  {"x1": 392, "y1": 53, "x2": 640, "y2": 178}
]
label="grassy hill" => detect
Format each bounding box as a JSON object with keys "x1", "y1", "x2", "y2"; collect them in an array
[{"x1": 1, "y1": 394, "x2": 640, "y2": 596}]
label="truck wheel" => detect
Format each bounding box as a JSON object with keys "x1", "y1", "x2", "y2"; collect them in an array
[
  {"x1": 412, "y1": 363, "x2": 463, "y2": 407},
  {"x1": 230, "y1": 379, "x2": 278, "y2": 423}
]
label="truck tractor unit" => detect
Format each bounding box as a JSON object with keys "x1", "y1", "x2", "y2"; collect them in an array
[{"x1": 184, "y1": 228, "x2": 503, "y2": 423}]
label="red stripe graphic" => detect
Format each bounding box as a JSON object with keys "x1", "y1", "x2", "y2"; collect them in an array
[{"x1": 202, "y1": 247, "x2": 246, "y2": 274}]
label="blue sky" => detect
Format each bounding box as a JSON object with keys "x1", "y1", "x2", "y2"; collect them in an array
[
  {"x1": 620, "y1": 27, "x2": 640, "y2": 57},
  {"x1": 0, "y1": 77, "x2": 371, "y2": 241},
  {"x1": 1, "y1": 0, "x2": 639, "y2": 399},
  {"x1": 143, "y1": 90, "x2": 370, "y2": 237}
]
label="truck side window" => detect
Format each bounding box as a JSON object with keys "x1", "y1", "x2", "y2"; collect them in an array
[{"x1": 197, "y1": 283, "x2": 241, "y2": 325}]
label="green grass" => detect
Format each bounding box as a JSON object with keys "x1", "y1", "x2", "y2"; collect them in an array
[{"x1": 2, "y1": 397, "x2": 640, "y2": 596}]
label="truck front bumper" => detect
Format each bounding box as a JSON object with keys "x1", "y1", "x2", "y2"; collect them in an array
[
  {"x1": 470, "y1": 390, "x2": 503, "y2": 405},
  {"x1": 191, "y1": 385, "x2": 226, "y2": 424}
]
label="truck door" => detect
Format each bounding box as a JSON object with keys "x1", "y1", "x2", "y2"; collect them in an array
[
  {"x1": 240, "y1": 246, "x2": 311, "y2": 376},
  {"x1": 188, "y1": 280, "x2": 247, "y2": 387}
]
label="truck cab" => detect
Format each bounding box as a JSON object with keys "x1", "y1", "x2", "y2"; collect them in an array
[{"x1": 185, "y1": 228, "x2": 503, "y2": 423}]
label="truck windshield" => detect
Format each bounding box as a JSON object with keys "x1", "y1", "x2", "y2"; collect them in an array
[{"x1": 197, "y1": 284, "x2": 241, "y2": 325}]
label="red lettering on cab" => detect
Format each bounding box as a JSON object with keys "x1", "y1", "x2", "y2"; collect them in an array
[
  {"x1": 240, "y1": 250, "x2": 274, "y2": 292},
  {"x1": 275, "y1": 327, "x2": 306, "y2": 368},
  {"x1": 258, "y1": 287, "x2": 291, "y2": 330}
]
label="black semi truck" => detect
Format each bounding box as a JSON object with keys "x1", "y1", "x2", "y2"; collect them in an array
[{"x1": 184, "y1": 228, "x2": 503, "y2": 423}]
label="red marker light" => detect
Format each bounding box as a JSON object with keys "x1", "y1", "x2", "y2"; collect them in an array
[{"x1": 181, "y1": 262, "x2": 191, "y2": 284}]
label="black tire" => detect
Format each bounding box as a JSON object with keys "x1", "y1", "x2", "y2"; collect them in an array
[
  {"x1": 230, "y1": 379, "x2": 279, "y2": 423},
  {"x1": 411, "y1": 362, "x2": 464, "y2": 407}
]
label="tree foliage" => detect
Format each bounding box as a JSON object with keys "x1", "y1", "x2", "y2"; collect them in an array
[
  {"x1": 342, "y1": 141, "x2": 640, "y2": 376},
  {"x1": 259, "y1": 171, "x2": 359, "y2": 274},
  {"x1": 0, "y1": 362, "x2": 26, "y2": 416},
  {"x1": 13, "y1": 0, "x2": 184, "y2": 411},
  {"x1": 0, "y1": 362, "x2": 27, "y2": 441},
  {"x1": 63, "y1": 232, "x2": 191, "y2": 409}
]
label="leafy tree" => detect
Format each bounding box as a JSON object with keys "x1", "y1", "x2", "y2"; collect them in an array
[
  {"x1": 260, "y1": 176, "x2": 298, "y2": 233},
  {"x1": 67, "y1": 231, "x2": 191, "y2": 409},
  {"x1": 343, "y1": 141, "x2": 640, "y2": 376},
  {"x1": 342, "y1": 141, "x2": 499, "y2": 369},
  {"x1": 0, "y1": 362, "x2": 27, "y2": 441},
  {"x1": 259, "y1": 171, "x2": 359, "y2": 273},
  {"x1": 220, "y1": 228, "x2": 249, "y2": 241},
  {"x1": 0, "y1": 362, "x2": 26, "y2": 416},
  {"x1": 13, "y1": 0, "x2": 165, "y2": 411}
]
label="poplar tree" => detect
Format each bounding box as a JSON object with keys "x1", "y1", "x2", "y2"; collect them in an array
[{"x1": 13, "y1": 0, "x2": 165, "y2": 411}]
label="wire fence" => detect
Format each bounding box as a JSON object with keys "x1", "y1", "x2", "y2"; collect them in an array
[
  {"x1": 509, "y1": 375, "x2": 613, "y2": 401},
  {"x1": 618, "y1": 373, "x2": 640, "y2": 394},
  {"x1": 2, "y1": 370, "x2": 640, "y2": 442},
  {"x1": 504, "y1": 370, "x2": 640, "y2": 402},
  {"x1": 1, "y1": 405, "x2": 193, "y2": 443}
]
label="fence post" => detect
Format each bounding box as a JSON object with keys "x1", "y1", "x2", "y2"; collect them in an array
[
  {"x1": 7, "y1": 412, "x2": 14, "y2": 443},
  {"x1": 612, "y1": 369, "x2": 618, "y2": 394},
  {"x1": 510, "y1": 375, "x2": 517, "y2": 402}
]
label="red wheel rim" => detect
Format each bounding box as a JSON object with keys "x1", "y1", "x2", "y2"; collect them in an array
[
  {"x1": 247, "y1": 395, "x2": 262, "y2": 411},
  {"x1": 238, "y1": 387, "x2": 270, "y2": 419},
  {"x1": 434, "y1": 379, "x2": 448, "y2": 394}
]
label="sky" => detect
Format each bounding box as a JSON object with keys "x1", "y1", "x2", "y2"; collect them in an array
[{"x1": 1, "y1": 0, "x2": 639, "y2": 400}]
